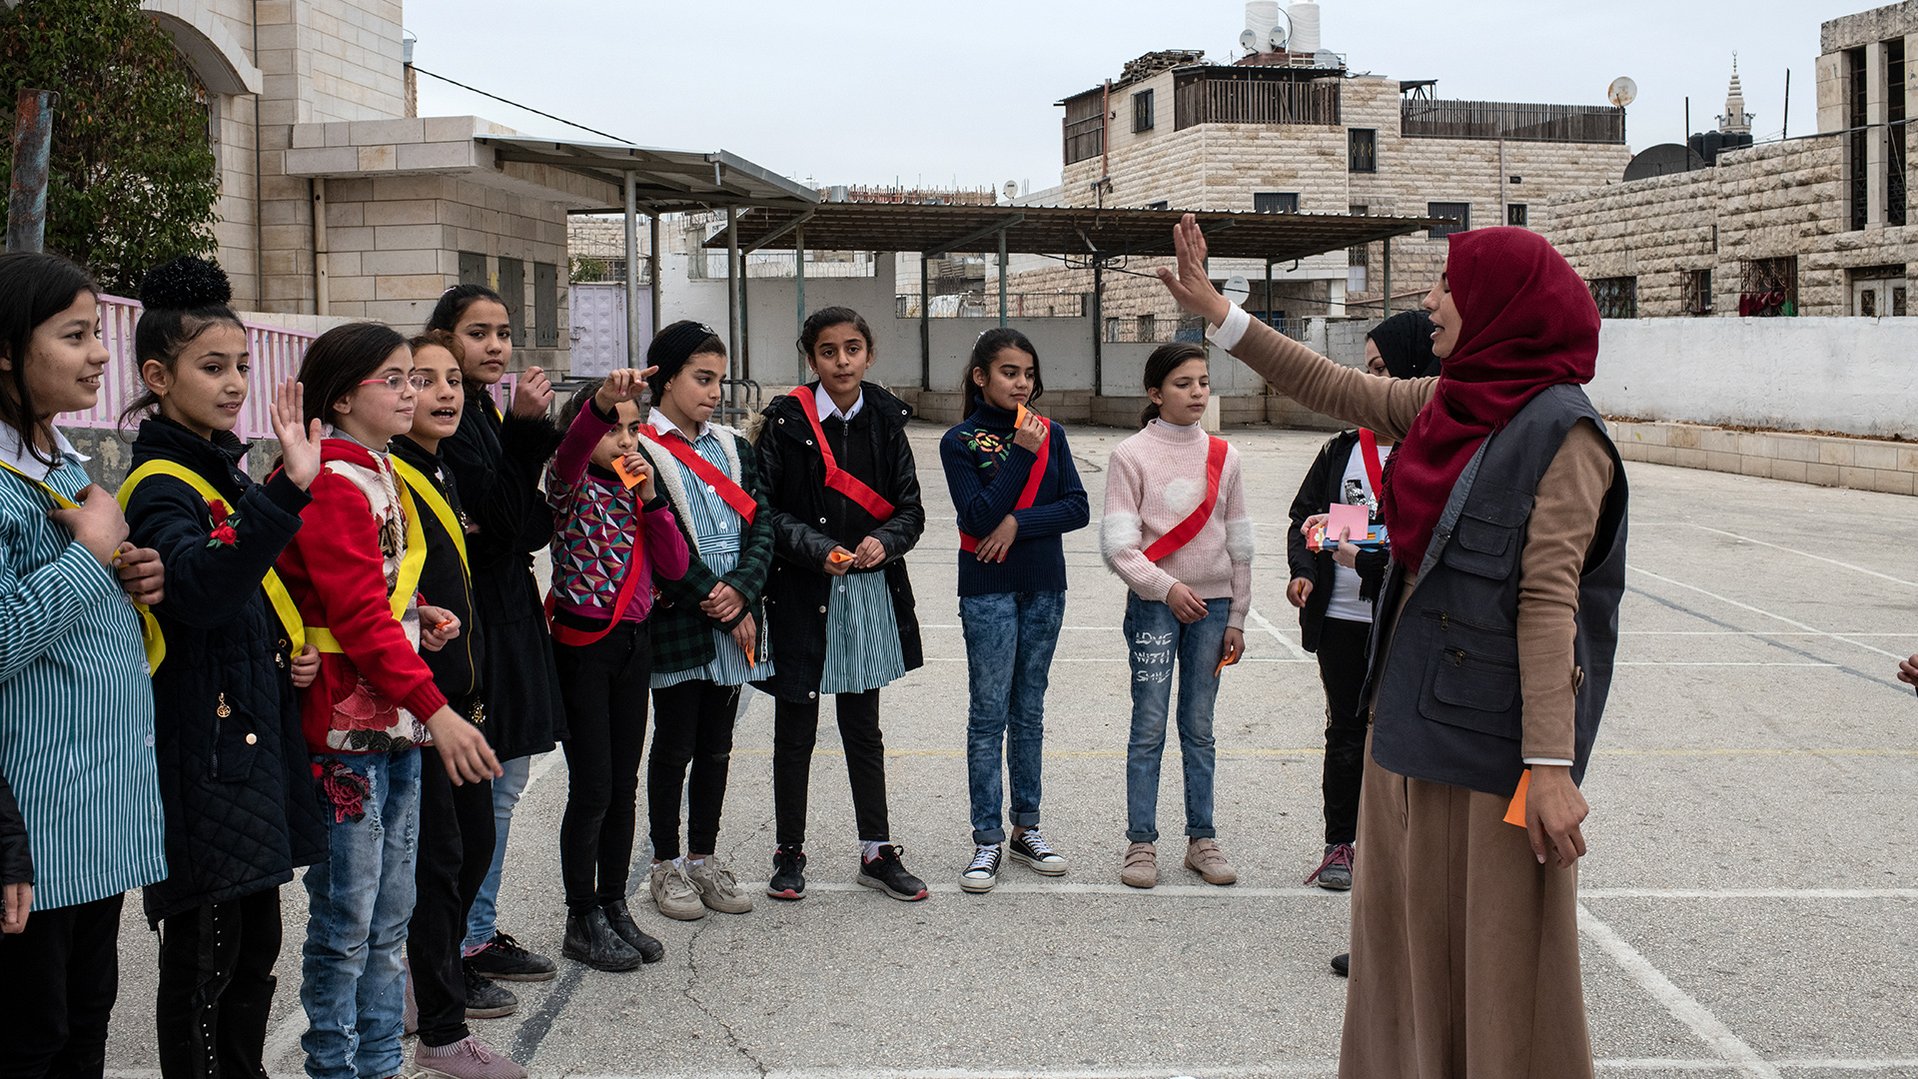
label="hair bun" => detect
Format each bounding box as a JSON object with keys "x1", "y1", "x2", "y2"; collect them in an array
[{"x1": 139, "y1": 256, "x2": 233, "y2": 310}]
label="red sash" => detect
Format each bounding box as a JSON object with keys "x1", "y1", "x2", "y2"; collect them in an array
[
  {"x1": 546, "y1": 554, "x2": 649, "y2": 648},
  {"x1": 1142, "y1": 436, "x2": 1229, "y2": 563},
  {"x1": 1357, "y1": 429, "x2": 1386, "y2": 497},
  {"x1": 793, "y1": 390, "x2": 895, "y2": 521},
  {"x1": 958, "y1": 429, "x2": 1051, "y2": 553},
  {"x1": 637, "y1": 428, "x2": 757, "y2": 524}
]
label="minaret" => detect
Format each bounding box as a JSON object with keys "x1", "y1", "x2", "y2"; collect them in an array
[{"x1": 1719, "y1": 54, "x2": 1753, "y2": 135}]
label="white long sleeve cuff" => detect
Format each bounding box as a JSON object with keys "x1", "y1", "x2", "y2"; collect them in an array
[{"x1": 1207, "y1": 303, "x2": 1251, "y2": 351}]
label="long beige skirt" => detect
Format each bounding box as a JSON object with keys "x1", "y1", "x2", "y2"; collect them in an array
[{"x1": 1338, "y1": 739, "x2": 1592, "y2": 1079}]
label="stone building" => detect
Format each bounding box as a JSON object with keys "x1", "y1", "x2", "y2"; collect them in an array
[
  {"x1": 1003, "y1": 2, "x2": 1631, "y2": 334},
  {"x1": 1548, "y1": 2, "x2": 1918, "y2": 319}
]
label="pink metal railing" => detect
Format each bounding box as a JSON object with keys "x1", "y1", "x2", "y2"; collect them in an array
[{"x1": 67, "y1": 295, "x2": 521, "y2": 437}]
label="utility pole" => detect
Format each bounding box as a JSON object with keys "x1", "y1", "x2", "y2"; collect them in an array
[{"x1": 5, "y1": 90, "x2": 58, "y2": 253}]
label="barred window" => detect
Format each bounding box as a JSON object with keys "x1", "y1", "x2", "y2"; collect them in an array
[
  {"x1": 1348, "y1": 128, "x2": 1377, "y2": 173},
  {"x1": 1740, "y1": 257, "x2": 1798, "y2": 317},
  {"x1": 1588, "y1": 276, "x2": 1637, "y2": 319},
  {"x1": 1683, "y1": 268, "x2": 1713, "y2": 315},
  {"x1": 1134, "y1": 89, "x2": 1155, "y2": 133},
  {"x1": 1507, "y1": 203, "x2": 1529, "y2": 227},
  {"x1": 1255, "y1": 192, "x2": 1301, "y2": 214},
  {"x1": 1427, "y1": 201, "x2": 1470, "y2": 238}
]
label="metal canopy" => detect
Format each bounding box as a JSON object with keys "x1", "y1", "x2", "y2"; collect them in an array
[
  {"x1": 474, "y1": 135, "x2": 819, "y2": 212},
  {"x1": 702, "y1": 202, "x2": 1438, "y2": 262}
]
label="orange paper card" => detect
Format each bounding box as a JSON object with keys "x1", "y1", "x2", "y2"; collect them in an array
[
  {"x1": 612, "y1": 457, "x2": 648, "y2": 490},
  {"x1": 827, "y1": 549, "x2": 854, "y2": 565},
  {"x1": 745, "y1": 645, "x2": 756, "y2": 667},
  {"x1": 1214, "y1": 651, "x2": 1240, "y2": 677},
  {"x1": 1503, "y1": 768, "x2": 1532, "y2": 828}
]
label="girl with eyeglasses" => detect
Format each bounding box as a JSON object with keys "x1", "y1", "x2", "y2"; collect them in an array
[{"x1": 272, "y1": 321, "x2": 499, "y2": 1079}]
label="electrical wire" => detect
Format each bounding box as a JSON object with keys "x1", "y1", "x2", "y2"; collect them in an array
[{"x1": 410, "y1": 65, "x2": 636, "y2": 146}]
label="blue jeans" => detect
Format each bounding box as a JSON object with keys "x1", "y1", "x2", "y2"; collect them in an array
[
  {"x1": 960, "y1": 591, "x2": 1066, "y2": 845},
  {"x1": 462, "y1": 754, "x2": 530, "y2": 954},
  {"x1": 300, "y1": 749, "x2": 421, "y2": 1079},
  {"x1": 1123, "y1": 593, "x2": 1228, "y2": 844}
]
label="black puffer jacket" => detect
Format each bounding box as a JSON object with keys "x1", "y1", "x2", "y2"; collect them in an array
[
  {"x1": 752, "y1": 383, "x2": 925, "y2": 702},
  {"x1": 441, "y1": 388, "x2": 565, "y2": 759},
  {"x1": 123, "y1": 416, "x2": 328, "y2": 925}
]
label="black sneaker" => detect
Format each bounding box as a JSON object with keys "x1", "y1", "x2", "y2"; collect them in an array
[
  {"x1": 561, "y1": 909, "x2": 642, "y2": 973},
  {"x1": 1330, "y1": 952, "x2": 1350, "y2": 978},
  {"x1": 1008, "y1": 826, "x2": 1069, "y2": 876},
  {"x1": 960, "y1": 843, "x2": 1002, "y2": 894},
  {"x1": 767, "y1": 845, "x2": 807, "y2": 901},
  {"x1": 462, "y1": 966, "x2": 518, "y2": 1019},
  {"x1": 465, "y1": 931, "x2": 557, "y2": 983},
  {"x1": 855, "y1": 844, "x2": 929, "y2": 901},
  {"x1": 599, "y1": 899, "x2": 665, "y2": 964},
  {"x1": 1305, "y1": 843, "x2": 1355, "y2": 891}
]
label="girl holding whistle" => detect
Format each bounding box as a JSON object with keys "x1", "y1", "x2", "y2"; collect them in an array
[{"x1": 545, "y1": 370, "x2": 689, "y2": 972}]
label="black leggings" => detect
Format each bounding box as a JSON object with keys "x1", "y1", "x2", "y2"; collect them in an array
[
  {"x1": 1315, "y1": 616, "x2": 1372, "y2": 847},
  {"x1": 648, "y1": 680, "x2": 741, "y2": 861},
  {"x1": 772, "y1": 689, "x2": 888, "y2": 848},
  {"x1": 408, "y1": 745, "x2": 495, "y2": 1048},
  {"x1": 555, "y1": 622, "x2": 652, "y2": 913},
  {"x1": 0, "y1": 891, "x2": 124, "y2": 1079},
  {"x1": 154, "y1": 888, "x2": 281, "y2": 1079}
]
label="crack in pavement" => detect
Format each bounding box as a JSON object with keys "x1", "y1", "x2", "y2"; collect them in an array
[{"x1": 675, "y1": 811, "x2": 780, "y2": 1077}]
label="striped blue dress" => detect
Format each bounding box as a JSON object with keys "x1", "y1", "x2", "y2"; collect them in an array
[
  {"x1": 652, "y1": 429, "x2": 773, "y2": 688},
  {"x1": 818, "y1": 571, "x2": 904, "y2": 695},
  {"x1": 0, "y1": 429, "x2": 166, "y2": 910}
]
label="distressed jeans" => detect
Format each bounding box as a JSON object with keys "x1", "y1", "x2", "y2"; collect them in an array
[
  {"x1": 300, "y1": 749, "x2": 421, "y2": 1079},
  {"x1": 1123, "y1": 593, "x2": 1228, "y2": 844},
  {"x1": 960, "y1": 590, "x2": 1067, "y2": 845}
]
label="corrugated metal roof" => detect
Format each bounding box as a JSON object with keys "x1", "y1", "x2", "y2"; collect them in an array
[{"x1": 473, "y1": 135, "x2": 818, "y2": 212}]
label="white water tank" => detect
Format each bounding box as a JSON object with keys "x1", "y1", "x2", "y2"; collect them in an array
[
  {"x1": 1288, "y1": 0, "x2": 1322, "y2": 55},
  {"x1": 1245, "y1": 1, "x2": 1281, "y2": 52}
]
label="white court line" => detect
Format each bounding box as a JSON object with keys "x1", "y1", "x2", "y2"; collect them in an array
[
  {"x1": 99, "y1": 1062, "x2": 1918, "y2": 1079},
  {"x1": 921, "y1": 656, "x2": 1313, "y2": 665},
  {"x1": 758, "y1": 881, "x2": 1918, "y2": 902},
  {"x1": 1628, "y1": 566, "x2": 1907, "y2": 661},
  {"x1": 1247, "y1": 605, "x2": 1312, "y2": 660},
  {"x1": 1687, "y1": 524, "x2": 1918, "y2": 590},
  {"x1": 262, "y1": 750, "x2": 569, "y2": 1068},
  {"x1": 1577, "y1": 902, "x2": 1783, "y2": 1079}
]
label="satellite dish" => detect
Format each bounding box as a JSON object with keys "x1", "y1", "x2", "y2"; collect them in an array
[
  {"x1": 1222, "y1": 275, "x2": 1251, "y2": 304},
  {"x1": 1239, "y1": 28, "x2": 1260, "y2": 53},
  {"x1": 1269, "y1": 9, "x2": 1290, "y2": 51},
  {"x1": 1608, "y1": 76, "x2": 1638, "y2": 108},
  {"x1": 1002, "y1": 180, "x2": 1019, "y2": 201}
]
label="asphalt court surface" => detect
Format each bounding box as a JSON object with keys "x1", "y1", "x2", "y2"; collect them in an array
[{"x1": 102, "y1": 423, "x2": 1918, "y2": 1078}]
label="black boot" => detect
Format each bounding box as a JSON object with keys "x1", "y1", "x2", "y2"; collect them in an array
[
  {"x1": 599, "y1": 900, "x2": 665, "y2": 964},
  {"x1": 562, "y1": 908, "x2": 642, "y2": 972}
]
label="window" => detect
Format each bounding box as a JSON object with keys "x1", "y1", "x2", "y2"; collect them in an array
[
  {"x1": 1507, "y1": 203, "x2": 1529, "y2": 227},
  {"x1": 497, "y1": 257, "x2": 525, "y2": 342},
  {"x1": 1103, "y1": 316, "x2": 1120, "y2": 341},
  {"x1": 1347, "y1": 204, "x2": 1369, "y2": 269},
  {"x1": 1889, "y1": 38, "x2": 1907, "y2": 226},
  {"x1": 1348, "y1": 128, "x2": 1377, "y2": 173},
  {"x1": 1427, "y1": 201, "x2": 1470, "y2": 238},
  {"x1": 1587, "y1": 277, "x2": 1637, "y2": 319},
  {"x1": 1684, "y1": 268, "x2": 1713, "y2": 315},
  {"x1": 1740, "y1": 256, "x2": 1798, "y2": 317},
  {"x1": 1254, "y1": 192, "x2": 1301, "y2": 214},
  {"x1": 1146, "y1": 200, "x2": 1169, "y2": 211},
  {"x1": 1064, "y1": 93, "x2": 1104, "y2": 166},
  {"x1": 1138, "y1": 314, "x2": 1157, "y2": 340},
  {"x1": 1849, "y1": 47, "x2": 1869, "y2": 231},
  {"x1": 1133, "y1": 89, "x2": 1155, "y2": 133},
  {"x1": 534, "y1": 261, "x2": 558, "y2": 348}
]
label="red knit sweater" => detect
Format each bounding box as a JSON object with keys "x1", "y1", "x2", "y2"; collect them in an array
[{"x1": 276, "y1": 438, "x2": 448, "y2": 753}]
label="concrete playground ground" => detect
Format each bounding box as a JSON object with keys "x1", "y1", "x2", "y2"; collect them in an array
[{"x1": 105, "y1": 423, "x2": 1918, "y2": 1079}]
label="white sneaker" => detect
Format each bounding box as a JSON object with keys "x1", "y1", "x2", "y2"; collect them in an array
[
  {"x1": 649, "y1": 859, "x2": 706, "y2": 921},
  {"x1": 686, "y1": 856, "x2": 754, "y2": 914},
  {"x1": 1009, "y1": 826, "x2": 1069, "y2": 875},
  {"x1": 960, "y1": 843, "x2": 1002, "y2": 893}
]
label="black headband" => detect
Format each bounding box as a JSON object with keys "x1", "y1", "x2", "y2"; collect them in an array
[{"x1": 646, "y1": 321, "x2": 721, "y2": 395}]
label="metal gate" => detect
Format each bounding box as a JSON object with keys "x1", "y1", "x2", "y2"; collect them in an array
[{"x1": 567, "y1": 283, "x2": 652, "y2": 377}]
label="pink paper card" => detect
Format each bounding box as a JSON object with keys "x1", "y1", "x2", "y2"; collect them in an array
[{"x1": 1326, "y1": 503, "x2": 1369, "y2": 545}]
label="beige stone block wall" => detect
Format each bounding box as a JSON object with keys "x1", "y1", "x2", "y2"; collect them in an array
[{"x1": 1612, "y1": 419, "x2": 1916, "y2": 496}]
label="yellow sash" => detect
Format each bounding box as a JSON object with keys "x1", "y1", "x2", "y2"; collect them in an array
[
  {"x1": 390, "y1": 457, "x2": 469, "y2": 572},
  {"x1": 116, "y1": 460, "x2": 307, "y2": 673},
  {"x1": 3, "y1": 459, "x2": 167, "y2": 670},
  {"x1": 303, "y1": 473, "x2": 427, "y2": 654}
]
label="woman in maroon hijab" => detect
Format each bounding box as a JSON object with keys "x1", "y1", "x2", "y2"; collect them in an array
[{"x1": 1160, "y1": 216, "x2": 1628, "y2": 1079}]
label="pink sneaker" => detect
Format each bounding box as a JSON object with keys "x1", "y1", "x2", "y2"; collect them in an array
[{"x1": 414, "y1": 1035, "x2": 526, "y2": 1079}]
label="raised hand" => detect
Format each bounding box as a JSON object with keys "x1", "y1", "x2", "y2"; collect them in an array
[
  {"x1": 594, "y1": 367, "x2": 649, "y2": 409},
  {"x1": 272, "y1": 379, "x2": 325, "y2": 490},
  {"x1": 511, "y1": 366, "x2": 554, "y2": 418},
  {"x1": 1011, "y1": 410, "x2": 1047, "y2": 452},
  {"x1": 1155, "y1": 213, "x2": 1231, "y2": 326}
]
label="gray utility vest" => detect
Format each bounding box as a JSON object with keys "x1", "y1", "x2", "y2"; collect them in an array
[{"x1": 1362, "y1": 383, "x2": 1629, "y2": 798}]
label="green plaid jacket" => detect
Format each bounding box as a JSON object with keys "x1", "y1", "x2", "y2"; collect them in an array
[{"x1": 634, "y1": 426, "x2": 775, "y2": 675}]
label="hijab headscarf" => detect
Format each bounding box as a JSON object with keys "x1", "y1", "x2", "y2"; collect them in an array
[
  {"x1": 1379, "y1": 227, "x2": 1600, "y2": 572},
  {"x1": 1365, "y1": 310, "x2": 1440, "y2": 380}
]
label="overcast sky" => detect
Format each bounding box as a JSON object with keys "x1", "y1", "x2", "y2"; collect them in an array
[{"x1": 409, "y1": 0, "x2": 1867, "y2": 194}]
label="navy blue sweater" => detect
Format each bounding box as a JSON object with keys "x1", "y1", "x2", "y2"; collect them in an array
[{"x1": 939, "y1": 404, "x2": 1090, "y2": 597}]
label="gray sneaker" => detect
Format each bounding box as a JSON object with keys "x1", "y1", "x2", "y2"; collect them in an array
[
  {"x1": 686, "y1": 856, "x2": 754, "y2": 914},
  {"x1": 1305, "y1": 843, "x2": 1354, "y2": 891},
  {"x1": 650, "y1": 859, "x2": 706, "y2": 921},
  {"x1": 414, "y1": 1035, "x2": 526, "y2": 1079}
]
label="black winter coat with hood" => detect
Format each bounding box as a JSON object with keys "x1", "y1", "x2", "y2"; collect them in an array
[
  {"x1": 752, "y1": 382, "x2": 925, "y2": 703},
  {"x1": 122, "y1": 415, "x2": 328, "y2": 925}
]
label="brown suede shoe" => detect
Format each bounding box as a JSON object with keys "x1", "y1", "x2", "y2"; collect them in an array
[
  {"x1": 1120, "y1": 841, "x2": 1157, "y2": 888},
  {"x1": 1185, "y1": 838, "x2": 1238, "y2": 885}
]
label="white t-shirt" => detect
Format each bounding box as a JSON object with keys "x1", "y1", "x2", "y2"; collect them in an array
[{"x1": 1323, "y1": 438, "x2": 1391, "y2": 624}]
